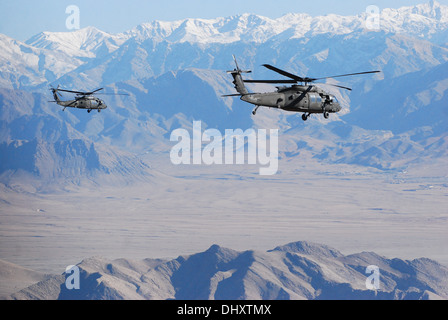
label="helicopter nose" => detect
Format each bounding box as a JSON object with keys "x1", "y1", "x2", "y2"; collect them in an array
[
  {"x1": 334, "y1": 103, "x2": 341, "y2": 113},
  {"x1": 99, "y1": 101, "x2": 107, "y2": 109}
]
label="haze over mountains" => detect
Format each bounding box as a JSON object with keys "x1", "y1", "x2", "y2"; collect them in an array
[{"x1": 0, "y1": 1, "x2": 447, "y2": 300}]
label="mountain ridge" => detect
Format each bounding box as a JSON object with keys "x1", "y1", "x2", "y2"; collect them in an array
[
  {"x1": 3, "y1": 3, "x2": 447, "y2": 92},
  {"x1": 3, "y1": 241, "x2": 448, "y2": 300},
  {"x1": 23, "y1": 1, "x2": 448, "y2": 48}
]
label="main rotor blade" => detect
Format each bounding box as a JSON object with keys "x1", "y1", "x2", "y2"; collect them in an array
[
  {"x1": 57, "y1": 89, "x2": 87, "y2": 95},
  {"x1": 313, "y1": 70, "x2": 381, "y2": 81},
  {"x1": 96, "y1": 93, "x2": 130, "y2": 96},
  {"x1": 262, "y1": 64, "x2": 305, "y2": 82},
  {"x1": 86, "y1": 88, "x2": 104, "y2": 95},
  {"x1": 222, "y1": 93, "x2": 253, "y2": 97},
  {"x1": 65, "y1": 100, "x2": 78, "y2": 107},
  {"x1": 222, "y1": 93, "x2": 244, "y2": 97},
  {"x1": 318, "y1": 83, "x2": 353, "y2": 91},
  {"x1": 330, "y1": 84, "x2": 352, "y2": 91},
  {"x1": 244, "y1": 79, "x2": 297, "y2": 84},
  {"x1": 57, "y1": 88, "x2": 104, "y2": 95}
]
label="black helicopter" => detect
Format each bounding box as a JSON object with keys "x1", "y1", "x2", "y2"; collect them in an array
[
  {"x1": 224, "y1": 56, "x2": 380, "y2": 121},
  {"x1": 49, "y1": 86, "x2": 128, "y2": 113}
]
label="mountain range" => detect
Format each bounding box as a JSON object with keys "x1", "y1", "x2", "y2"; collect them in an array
[
  {"x1": 3, "y1": 241, "x2": 448, "y2": 300},
  {"x1": 1, "y1": 1, "x2": 448, "y2": 301},
  {"x1": 1, "y1": 1, "x2": 448, "y2": 89},
  {"x1": 0, "y1": 2, "x2": 447, "y2": 180}
]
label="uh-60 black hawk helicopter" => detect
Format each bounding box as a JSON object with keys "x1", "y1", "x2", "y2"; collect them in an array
[
  {"x1": 224, "y1": 56, "x2": 380, "y2": 121},
  {"x1": 49, "y1": 86, "x2": 129, "y2": 113}
]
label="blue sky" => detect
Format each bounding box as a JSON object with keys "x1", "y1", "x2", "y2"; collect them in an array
[{"x1": 0, "y1": 0, "x2": 446, "y2": 40}]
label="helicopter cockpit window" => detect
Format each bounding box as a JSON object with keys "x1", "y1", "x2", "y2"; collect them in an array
[{"x1": 331, "y1": 96, "x2": 339, "y2": 103}]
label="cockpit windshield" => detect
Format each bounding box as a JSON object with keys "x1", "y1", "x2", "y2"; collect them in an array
[{"x1": 330, "y1": 96, "x2": 339, "y2": 104}]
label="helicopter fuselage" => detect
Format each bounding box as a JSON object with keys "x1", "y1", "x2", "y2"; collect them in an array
[
  {"x1": 57, "y1": 96, "x2": 107, "y2": 111},
  {"x1": 241, "y1": 85, "x2": 341, "y2": 114}
]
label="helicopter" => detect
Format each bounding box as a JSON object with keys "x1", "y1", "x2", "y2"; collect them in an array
[
  {"x1": 49, "y1": 86, "x2": 129, "y2": 113},
  {"x1": 223, "y1": 56, "x2": 380, "y2": 121}
]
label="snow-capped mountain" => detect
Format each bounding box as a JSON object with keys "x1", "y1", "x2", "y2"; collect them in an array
[
  {"x1": 380, "y1": 0, "x2": 448, "y2": 42},
  {"x1": 1, "y1": 1, "x2": 448, "y2": 90},
  {"x1": 0, "y1": 33, "x2": 84, "y2": 89},
  {"x1": 22, "y1": 1, "x2": 448, "y2": 49},
  {"x1": 26, "y1": 26, "x2": 128, "y2": 59},
  {"x1": 129, "y1": 1, "x2": 448, "y2": 43},
  {"x1": 0, "y1": 1, "x2": 447, "y2": 179}
]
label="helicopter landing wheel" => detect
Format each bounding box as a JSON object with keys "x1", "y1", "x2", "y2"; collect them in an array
[
  {"x1": 302, "y1": 113, "x2": 308, "y2": 121},
  {"x1": 323, "y1": 111, "x2": 329, "y2": 119},
  {"x1": 98, "y1": 109, "x2": 101, "y2": 113},
  {"x1": 87, "y1": 109, "x2": 92, "y2": 113},
  {"x1": 252, "y1": 106, "x2": 260, "y2": 116}
]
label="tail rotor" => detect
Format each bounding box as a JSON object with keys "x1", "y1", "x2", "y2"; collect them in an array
[
  {"x1": 227, "y1": 55, "x2": 252, "y2": 75},
  {"x1": 225, "y1": 55, "x2": 251, "y2": 95},
  {"x1": 49, "y1": 85, "x2": 62, "y2": 102}
]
